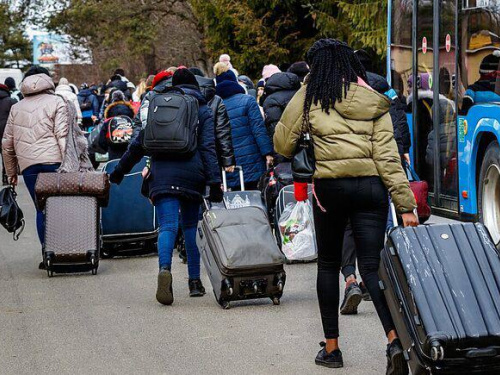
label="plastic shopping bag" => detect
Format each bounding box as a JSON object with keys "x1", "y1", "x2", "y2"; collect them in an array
[{"x1": 278, "y1": 200, "x2": 317, "y2": 261}]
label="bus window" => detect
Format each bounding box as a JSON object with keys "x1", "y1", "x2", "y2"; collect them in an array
[{"x1": 460, "y1": 2, "x2": 500, "y2": 113}]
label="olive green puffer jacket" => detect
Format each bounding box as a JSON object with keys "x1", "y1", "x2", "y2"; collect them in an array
[{"x1": 273, "y1": 83, "x2": 416, "y2": 214}]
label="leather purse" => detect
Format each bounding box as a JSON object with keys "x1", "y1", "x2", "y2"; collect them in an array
[
  {"x1": 292, "y1": 114, "x2": 316, "y2": 183},
  {"x1": 0, "y1": 186, "x2": 25, "y2": 241},
  {"x1": 35, "y1": 171, "x2": 110, "y2": 209}
]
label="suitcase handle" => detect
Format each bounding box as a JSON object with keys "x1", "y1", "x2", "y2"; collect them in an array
[{"x1": 222, "y1": 166, "x2": 244, "y2": 192}]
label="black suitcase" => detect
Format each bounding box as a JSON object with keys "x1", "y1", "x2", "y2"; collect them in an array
[
  {"x1": 379, "y1": 223, "x2": 500, "y2": 374},
  {"x1": 197, "y1": 204, "x2": 286, "y2": 309}
]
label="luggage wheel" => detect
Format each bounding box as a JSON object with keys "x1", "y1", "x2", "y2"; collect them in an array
[
  {"x1": 271, "y1": 297, "x2": 280, "y2": 305},
  {"x1": 45, "y1": 257, "x2": 54, "y2": 277},
  {"x1": 90, "y1": 255, "x2": 98, "y2": 275},
  {"x1": 430, "y1": 345, "x2": 444, "y2": 361},
  {"x1": 277, "y1": 281, "x2": 284, "y2": 292}
]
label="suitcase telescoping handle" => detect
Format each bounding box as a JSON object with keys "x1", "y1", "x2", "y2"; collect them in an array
[
  {"x1": 221, "y1": 166, "x2": 245, "y2": 192},
  {"x1": 390, "y1": 202, "x2": 419, "y2": 229}
]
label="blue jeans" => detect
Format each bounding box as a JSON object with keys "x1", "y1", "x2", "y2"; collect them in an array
[
  {"x1": 155, "y1": 195, "x2": 201, "y2": 279},
  {"x1": 22, "y1": 163, "x2": 60, "y2": 245}
]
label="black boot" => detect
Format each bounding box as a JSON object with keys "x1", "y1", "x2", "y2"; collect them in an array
[
  {"x1": 386, "y1": 338, "x2": 409, "y2": 375},
  {"x1": 315, "y1": 342, "x2": 343, "y2": 368},
  {"x1": 188, "y1": 279, "x2": 206, "y2": 297}
]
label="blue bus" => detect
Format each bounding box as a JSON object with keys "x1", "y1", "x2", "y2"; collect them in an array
[{"x1": 388, "y1": 0, "x2": 500, "y2": 246}]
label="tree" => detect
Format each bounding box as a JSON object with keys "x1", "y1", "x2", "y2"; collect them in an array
[{"x1": 0, "y1": 2, "x2": 32, "y2": 68}]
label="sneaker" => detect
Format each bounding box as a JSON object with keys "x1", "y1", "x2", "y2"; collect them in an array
[
  {"x1": 315, "y1": 342, "x2": 343, "y2": 368},
  {"x1": 386, "y1": 339, "x2": 409, "y2": 375},
  {"x1": 189, "y1": 279, "x2": 206, "y2": 297},
  {"x1": 340, "y1": 282, "x2": 363, "y2": 315},
  {"x1": 360, "y1": 281, "x2": 372, "y2": 301},
  {"x1": 156, "y1": 268, "x2": 174, "y2": 305}
]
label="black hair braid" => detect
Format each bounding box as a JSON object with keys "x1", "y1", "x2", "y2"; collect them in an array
[{"x1": 303, "y1": 39, "x2": 367, "y2": 127}]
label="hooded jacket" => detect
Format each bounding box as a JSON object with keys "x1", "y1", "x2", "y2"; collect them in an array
[
  {"x1": 0, "y1": 84, "x2": 15, "y2": 141},
  {"x1": 55, "y1": 83, "x2": 82, "y2": 122},
  {"x1": 77, "y1": 88, "x2": 100, "y2": 118},
  {"x1": 262, "y1": 72, "x2": 301, "y2": 138},
  {"x1": 216, "y1": 71, "x2": 273, "y2": 187},
  {"x1": 197, "y1": 76, "x2": 235, "y2": 167},
  {"x1": 112, "y1": 85, "x2": 221, "y2": 202},
  {"x1": 366, "y1": 72, "x2": 411, "y2": 155},
  {"x1": 274, "y1": 83, "x2": 416, "y2": 214},
  {"x1": 2, "y1": 74, "x2": 69, "y2": 176},
  {"x1": 104, "y1": 100, "x2": 135, "y2": 119}
]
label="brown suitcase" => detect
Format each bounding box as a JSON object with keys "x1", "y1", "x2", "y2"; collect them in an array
[
  {"x1": 43, "y1": 196, "x2": 100, "y2": 276},
  {"x1": 35, "y1": 172, "x2": 110, "y2": 209}
]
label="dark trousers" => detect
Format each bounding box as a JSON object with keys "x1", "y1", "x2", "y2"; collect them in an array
[
  {"x1": 22, "y1": 163, "x2": 60, "y2": 245},
  {"x1": 341, "y1": 222, "x2": 357, "y2": 280},
  {"x1": 313, "y1": 176, "x2": 394, "y2": 339}
]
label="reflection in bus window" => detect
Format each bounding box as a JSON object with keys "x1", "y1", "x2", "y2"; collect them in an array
[{"x1": 462, "y1": 53, "x2": 500, "y2": 112}]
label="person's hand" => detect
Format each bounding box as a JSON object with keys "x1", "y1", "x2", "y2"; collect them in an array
[
  {"x1": 109, "y1": 170, "x2": 124, "y2": 185},
  {"x1": 402, "y1": 212, "x2": 419, "y2": 227},
  {"x1": 91, "y1": 115, "x2": 97, "y2": 123},
  {"x1": 209, "y1": 184, "x2": 223, "y2": 203},
  {"x1": 8, "y1": 175, "x2": 18, "y2": 187},
  {"x1": 266, "y1": 155, "x2": 274, "y2": 167},
  {"x1": 403, "y1": 153, "x2": 411, "y2": 165},
  {"x1": 224, "y1": 165, "x2": 235, "y2": 173}
]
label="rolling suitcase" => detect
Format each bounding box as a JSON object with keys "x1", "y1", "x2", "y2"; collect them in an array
[
  {"x1": 379, "y1": 222, "x2": 500, "y2": 375},
  {"x1": 43, "y1": 196, "x2": 100, "y2": 277},
  {"x1": 220, "y1": 166, "x2": 266, "y2": 212},
  {"x1": 197, "y1": 202, "x2": 286, "y2": 309},
  {"x1": 101, "y1": 157, "x2": 158, "y2": 257}
]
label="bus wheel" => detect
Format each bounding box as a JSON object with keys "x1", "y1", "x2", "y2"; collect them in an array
[{"x1": 479, "y1": 141, "x2": 500, "y2": 247}]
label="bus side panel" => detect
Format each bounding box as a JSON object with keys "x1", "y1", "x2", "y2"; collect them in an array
[
  {"x1": 458, "y1": 105, "x2": 500, "y2": 216},
  {"x1": 406, "y1": 113, "x2": 415, "y2": 167}
]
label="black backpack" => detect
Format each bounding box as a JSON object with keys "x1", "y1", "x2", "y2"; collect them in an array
[
  {"x1": 79, "y1": 95, "x2": 92, "y2": 111},
  {"x1": 142, "y1": 87, "x2": 199, "y2": 156},
  {"x1": 0, "y1": 186, "x2": 25, "y2": 241}
]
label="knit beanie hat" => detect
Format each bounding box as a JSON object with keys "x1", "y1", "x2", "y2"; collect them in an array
[
  {"x1": 4, "y1": 77, "x2": 16, "y2": 90},
  {"x1": 262, "y1": 64, "x2": 281, "y2": 80},
  {"x1": 59, "y1": 77, "x2": 69, "y2": 86},
  {"x1": 152, "y1": 70, "x2": 173, "y2": 89},
  {"x1": 172, "y1": 68, "x2": 199, "y2": 88},
  {"x1": 215, "y1": 70, "x2": 238, "y2": 85},
  {"x1": 111, "y1": 90, "x2": 125, "y2": 102}
]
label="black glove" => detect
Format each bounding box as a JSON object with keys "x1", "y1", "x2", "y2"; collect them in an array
[
  {"x1": 209, "y1": 184, "x2": 223, "y2": 203},
  {"x1": 109, "y1": 170, "x2": 124, "y2": 185}
]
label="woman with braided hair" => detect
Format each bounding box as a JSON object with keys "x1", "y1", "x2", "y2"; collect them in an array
[{"x1": 274, "y1": 39, "x2": 418, "y2": 373}]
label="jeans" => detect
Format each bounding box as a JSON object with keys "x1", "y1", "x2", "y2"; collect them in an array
[
  {"x1": 155, "y1": 195, "x2": 201, "y2": 279},
  {"x1": 313, "y1": 176, "x2": 394, "y2": 339},
  {"x1": 22, "y1": 163, "x2": 61, "y2": 245}
]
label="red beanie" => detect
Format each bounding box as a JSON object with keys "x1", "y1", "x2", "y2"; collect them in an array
[{"x1": 152, "y1": 70, "x2": 173, "y2": 89}]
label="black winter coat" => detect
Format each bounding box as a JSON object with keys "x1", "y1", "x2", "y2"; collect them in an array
[
  {"x1": 262, "y1": 72, "x2": 301, "y2": 138},
  {"x1": 197, "y1": 76, "x2": 235, "y2": 167},
  {"x1": 0, "y1": 85, "x2": 15, "y2": 143},
  {"x1": 112, "y1": 85, "x2": 221, "y2": 203},
  {"x1": 366, "y1": 72, "x2": 411, "y2": 155}
]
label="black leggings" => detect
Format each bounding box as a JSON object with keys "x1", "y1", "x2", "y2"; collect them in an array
[{"x1": 313, "y1": 177, "x2": 395, "y2": 339}]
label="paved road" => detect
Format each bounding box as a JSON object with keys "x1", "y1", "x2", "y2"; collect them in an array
[{"x1": 0, "y1": 177, "x2": 455, "y2": 375}]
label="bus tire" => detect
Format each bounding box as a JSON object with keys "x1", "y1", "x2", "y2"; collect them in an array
[{"x1": 478, "y1": 141, "x2": 500, "y2": 248}]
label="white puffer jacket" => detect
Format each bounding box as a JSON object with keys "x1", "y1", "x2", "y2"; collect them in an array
[{"x1": 1, "y1": 74, "x2": 69, "y2": 176}]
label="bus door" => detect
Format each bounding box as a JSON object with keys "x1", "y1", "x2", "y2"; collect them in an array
[{"x1": 414, "y1": 0, "x2": 459, "y2": 212}]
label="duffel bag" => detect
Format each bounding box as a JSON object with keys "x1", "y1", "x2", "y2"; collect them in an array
[
  {"x1": 35, "y1": 172, "x2": 110, "y2": 209},
  {"x1": 405, "y1": 162, "x2": 431, "y2": 223}
]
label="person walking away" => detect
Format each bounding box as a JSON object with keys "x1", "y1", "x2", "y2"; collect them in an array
[
  {"x1": 215, "y1": 69, "x2": 273, "y2": 190},
  {"x1": 338, "y1": 49, "x2": 413, "y2": 315},
  {"x1": 0, "y1": 83, "x2": 16, "y2": 185},
  {"x1": 56, "y1": 78, "x2": 82, "y2": 126},
  {"x1": 273, "y1": 39, "x2": 418, "y2": 374},
  {"x1": 191, "y1": 69, "x2": 236, "y2": 172},
  {"x1": 262, "y1": 71, "x2": 301, "y2": 140},
  {"x1": 2, "y1": 66, "x2": 69, "y2": 268},
  {"x1": 4, "y1": 77, "x2": 23, "y2": 102},
  {"x1": 78, "y1": 83, "x2": 99, "y2": 129},
  {"x1": 109, "y1": 68, "x2": 221, "y2": 305},
  {"x1": 287, "y1": 61, "x2": 310, "y2": 83}
]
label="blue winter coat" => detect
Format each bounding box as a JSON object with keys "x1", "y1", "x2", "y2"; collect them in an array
[
  {"x1": 77, "y1": 89, "x2": 100, "y2": 118},
  {"x1": 112, "y1": 85, "x2": 221, "y2": 203},
  {"x1": 218, "y1": 90, "x2": 273, "y2": 188}
]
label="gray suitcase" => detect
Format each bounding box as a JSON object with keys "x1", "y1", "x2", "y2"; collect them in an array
[
  {"x1": 219, "y1": 166, "x2": 267, "y2": 212},
  {"x1": 43, "y1": 196, "x2": 100, "y2": 277},
  {"x1": 197, "y1": 204, "x2": 286, "y2": 309}
]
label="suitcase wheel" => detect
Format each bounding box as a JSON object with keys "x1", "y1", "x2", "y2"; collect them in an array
[
  {"x1": 45, "y1": 254, "x2": 54, "y2": 278},
  {"x1": 277, "y1": 281, "x2": 284, "y2": 292},
  {"x1": 430, "y1": 345, "x2": 445, "y2": 362},
  {"x1": 271, "y1": 296, "x2": 280, "y2": 306},
  {"x1": 90, "y1": 254, "x2": 98, "y2": 275}
]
